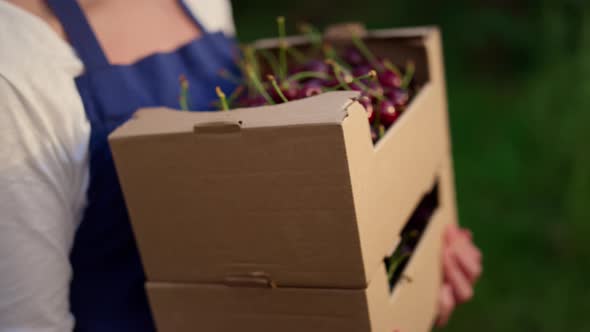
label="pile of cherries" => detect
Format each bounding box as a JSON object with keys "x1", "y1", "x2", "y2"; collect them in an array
[{"x1": 186, "y1": 17, "x2": 418, "y2": 143}]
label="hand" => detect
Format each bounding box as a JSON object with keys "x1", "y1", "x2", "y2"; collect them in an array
[{"x1": 436, "y1": 224, "x2": 482, "y2": 327}]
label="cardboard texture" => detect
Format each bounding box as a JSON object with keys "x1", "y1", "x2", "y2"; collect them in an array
[
  {"x1": 146, "y1": 177, "x2": 453, "y2": 332},
  {"x1": 108, "y1": 26, "x2": 457, "y2": 331}
]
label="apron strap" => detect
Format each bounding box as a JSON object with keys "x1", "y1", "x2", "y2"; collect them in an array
[
  {"x1": 178, "y1": 0, "x2": 208, "y2": 34},
  {"x1": 45, "y1": 0, "x2": 109, "y2": 69}
]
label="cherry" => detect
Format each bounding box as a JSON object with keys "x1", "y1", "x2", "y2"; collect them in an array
[
  {"x1": 374, "y1": 56, "x2": 390, "y2": 70},
  {"x1": 374, "y1": 56, "x2": 402, "y2": 72},
  {"x1": 384, "y1": 88, "x2": 410, "y2": 107},
  {"x1": 349, "y1": 82, "x2": 364, "y2": 91},
  {"x1": 268, "y1": 79, "x2": 301, "y2": 103},
  {"x1": 240, "y1": 95, "x2": 268, "y2": 107},
  {"x1": 343, "y1": 47, "x2": 366, "y2": 66},
  {"x1": 223, "y1": 22, "x2": 420, "y2": 147},
  {"x1": 322, "y1": 78, "x2": 340, "y2": 89},
  {"x1": 378, "y1": 70, "x2": 403, "y2": 89},
  {"x1": 305, "y1": 60, "x2": 330, "y2": 74},
  {"x1": 352, "y1": 65, "x2": 372, "y2": 78},
  {"x1": 291, "y1": 60, "x2": 330, "y2": 76},
  {"x1": 379, "y1": 100, "x2": 399, "y2": 126},
  {"x1": 298, "y1": 80, "x2": 324, "y2": 98},
  {"x1": 371, "y1": 127, "x2": 378, "y2": 143},
  {"x1": 367, "y1": 81, "x2": 385, "y2": 97},
  {"x1": 282, "y1": 84, "x2": 300, "y2": 101},
  {"x1": 358, "y1": 96, "x2": 375, "y2": 123}
]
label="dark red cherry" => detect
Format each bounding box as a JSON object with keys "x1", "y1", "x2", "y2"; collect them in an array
[
  {"x1": 304, "y1": 60, "x2": 331, "y2": 74},
  {"x1": 240, "y1": 95, "x2": 268, "y2": 107},
  {"x1": 367, "y1": 81, "x2": 384, "y2": 97},
  {"x1": 352, "y1": 65, "x2": 373, "y2": 78},
  {"x1": 298, "y1": 80, "x2": 324, "y2": 98},
  {"x1": 379, "y1": 100, "x2": 399, "y2": 126},
  {"x1": 371, "y1": 127, "x2": 378, "y2": 143},
  {"x1": 349, "y1": 82, "x2": 364, "y2": 91},
  {"x1": 358, "y1": 96, "x2": 375, "y2": 123},
  {"x1": 269, "y1": 82, "x2": 300, "y2": 103},
  {"x1": 378, "y1": 70, "x2": 403, "y2": 89},
  {"x1": 343, "y1": 47, "x2": 366, "y2": 66},
  {"x1": 384, "y1": 88, "x2": 410, "y2": 106}
]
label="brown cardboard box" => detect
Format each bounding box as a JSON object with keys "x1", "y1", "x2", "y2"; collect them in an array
[
  {"x1": 109, "y1": 26, "x2": 458, "y2": 331},
  {"x1": 145, "y1": 162, "x2": 455, "y2": 332},
  {"x1": 109, "y1": 27, "x2": 455, "y2": 290}
]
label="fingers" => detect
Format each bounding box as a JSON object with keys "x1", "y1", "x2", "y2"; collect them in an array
[
  {"x1": 444, "y1": 223, "x2": 462, "y2": 244},
  {"x1": 445, "y1": 224, "x2": 482, "y2": 275},
  {"x1": 437, "y1": 283, "x2": 455, "y2": 327},
  {"x1": 461, "y1": 232, "x2": 482, "y2": 262},
  {"x1": 445, "y1": 224, "x2": 477, "y2": 249},
  {"x1": 451, "y1": 237, "x2": 482, "y2": 283},
  {"x1": 443, "y1": 248, "x2": 473, "y2": 303},
  {"x1": 461, "y1": 228, "x2": 473, "y2": 240},
  {"x1": 439, "y1": 224, "x2": 482, "y2": 326}
]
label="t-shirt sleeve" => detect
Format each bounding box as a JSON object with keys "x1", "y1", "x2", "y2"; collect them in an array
[
  {"x1": 185, "y1": 0, "x2": 237, "y2": 36},
  {"x1": 0, "y1": 75, "x2": 85, "y2": 332}
]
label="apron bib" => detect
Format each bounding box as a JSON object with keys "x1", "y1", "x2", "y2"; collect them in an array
[{"x1": 45, "y1": 1, "x2": 240, "y2": 330}]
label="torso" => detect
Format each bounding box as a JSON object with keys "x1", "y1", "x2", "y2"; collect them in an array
[
  {"x1": 0, "y1": 1, "x2": 240, "y2": 330},
  {"x1": 7, "y1": 0, "x2": 202, "y2": 64}
]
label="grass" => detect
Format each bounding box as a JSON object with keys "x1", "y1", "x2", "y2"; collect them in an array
[{"x1": 443, "y1": 59, "x2": 590, "y2": 331}]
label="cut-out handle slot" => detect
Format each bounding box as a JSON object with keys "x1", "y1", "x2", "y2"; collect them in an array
[
  {"x1": 193, "y1": 121, "x2": 242, "y2": 135},
  {"x1": 384, "y1": 179, "x2": 439, "y2": 291}
]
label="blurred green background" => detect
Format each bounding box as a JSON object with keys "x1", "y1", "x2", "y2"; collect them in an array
[{"x1": 233, "y1": 1, "x2": 590, "y2": 331}]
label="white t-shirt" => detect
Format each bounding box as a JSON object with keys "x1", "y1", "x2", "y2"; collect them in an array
[{"x1": 0, "y1": 1, "x2": 236, "y2": 331}]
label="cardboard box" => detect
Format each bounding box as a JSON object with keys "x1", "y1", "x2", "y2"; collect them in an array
[
  {"x1": 145, "y1": 161, "x2": 456, "y2": 332},
  {"x1": 109, "y1": 27, "x2": 455, "y2": 290}
]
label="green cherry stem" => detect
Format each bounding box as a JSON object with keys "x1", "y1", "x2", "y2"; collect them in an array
[
  {"x1": 236, "y1": 58, "x2": 255, "y2": 96},
  {"x1": 348, "y1": 75, "x2": 385, "y2": 102},
  {"x1": 326, "y1": 59, "x2": 352, "y2": 89},
  {"x1": 258, "y1": 49, "x2": 280, "y2": 78},
  {"x1": 378, "y1": 124, "x2": 386, "y2": 138},
  {"x1": 277, "y1": 16, "x2": 288, "y2": 81},
  {"x1": 227, "y1": 86, "x2": 245, "y2": 106},
  {"x1": 383, "y1": 59, "x2": 403, "y2": 78},
  {"x1": 243, "y1": 46, "x2": 261, "y2": 80},
  {"x1": 286, "y1": 71, "x2": 330, "y2": 84},
  {"x1": 179, "y1": 74, "x2": 190, "y2": 111},
  {"x1": 323, "y1": 44, "x2": 352, "y2": 71},
  {"x1": 216, "y1": 86, "x2": 230, "y2": 111},
  {"x1": 298, "y1": 22, "x2": 323, "y2": 50},
  {"x1": 287, "y1": 47, "x2": 307, "y2": 64},
  {"x1": 246, "y1": 64, "x2": 274, "y2": 104},
  {"x1": 402, "y1": 60, "x2": 416, "y2": 89},
  {"x1": 268, "y1": 75, "x2": 288, "y2": 103},
  {"x1": 351, "y1": 32, "x2": 378, "y2": 68},
  {"x1": 326, "y1": 66, "x2": 378, "y2": 91},
  {"x1": 387, "y1": 251, "x2": 411, "y2": 280},
  {"x1": 373, "y1": 97, "x2": 382, "y2": 129}
]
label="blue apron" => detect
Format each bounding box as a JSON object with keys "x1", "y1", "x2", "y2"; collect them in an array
[{"x1": 45, "y1": 1, "x2": 240, "y2": 330}]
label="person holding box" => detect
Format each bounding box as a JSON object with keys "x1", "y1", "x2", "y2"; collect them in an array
[{"x1": 0, "y1": 0, "x2": 481, "y2": 330}]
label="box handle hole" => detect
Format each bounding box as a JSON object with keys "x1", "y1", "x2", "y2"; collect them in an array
[{"x1": 384, "y1": 179, "x2": 439, "y2": 292}]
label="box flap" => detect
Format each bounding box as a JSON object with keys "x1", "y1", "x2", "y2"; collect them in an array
[
  {"x1": 109, "y1": 91, "x2": 367, "y2": 287},
  {"x1": 147, "y1": 281, "x2": 370, "y2": 332},
  {"x1": 253, "y1": 26, "x2": 437, "y2": 50},
  {"x1": 110, "y1": 91, "x2": 359, "y2": 140}
]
